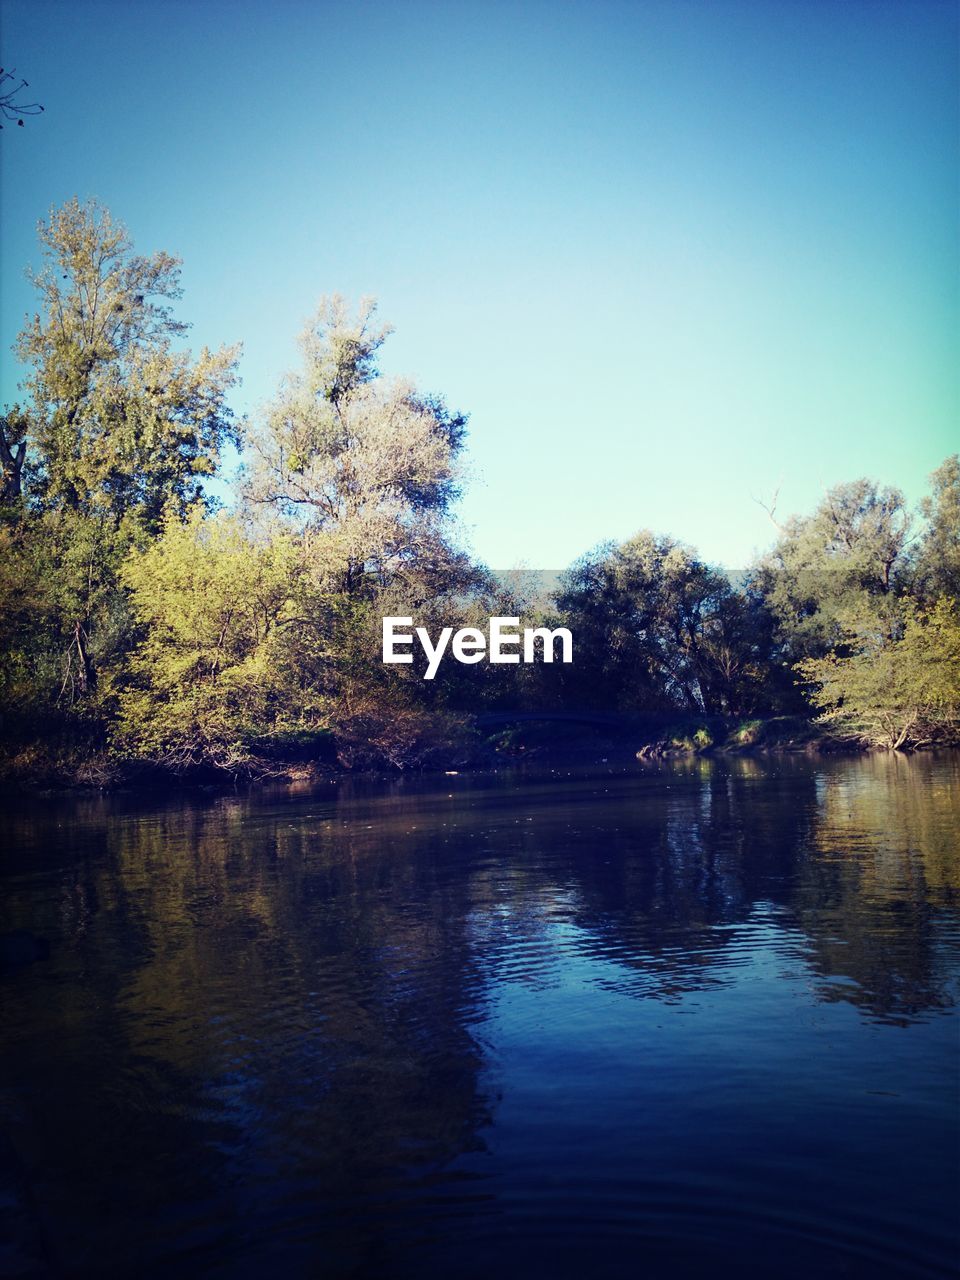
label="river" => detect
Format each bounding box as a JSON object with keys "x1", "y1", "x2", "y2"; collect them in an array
[{"x1": 2, "y1": 752, "x2": 958, "y2": 1278}]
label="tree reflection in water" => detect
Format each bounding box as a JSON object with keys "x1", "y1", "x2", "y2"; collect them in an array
[{"x1": 1, "y1": 752, "x2": 958, "y2": 1277}]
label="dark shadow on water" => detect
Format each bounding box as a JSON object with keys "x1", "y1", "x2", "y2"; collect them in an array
[{"x1": 1, "y1": 752, "x2": 958, "y2": 1277}]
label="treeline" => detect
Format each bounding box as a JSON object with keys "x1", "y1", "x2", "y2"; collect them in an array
[{"x1": 0, "y1": 199, "x2": 957, "y2": 783}]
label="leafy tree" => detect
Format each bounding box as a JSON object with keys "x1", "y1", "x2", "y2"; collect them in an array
[
  {"x1": 756, "y1": 478, "x2": 912, "y2": 662},
  {"x1": 1, "y1": 199, "x2": 241, "y2": 715},
  {"x1": 16, "y1": 198, "x2": 240, "y2": 526},
  {"x1": 690, "y1": 585, "x2": 786, "y2": 716},
  {"x1": 245, "y1": 295, "x2": 469, "y2": 596},
  {"x1": 4, "y1": 201, "x2": 958, "y2": 781},
  {"x1": 0, "y1": 407, "x2": 28, "y2": 502},
  {"x1": 797, "y1": 597, "x2": 960, "y2": 749},
  {"x1": 234, "y1": 295, "x2": 490, "y2": 766},
  {"x1": 556, "y1": 531, "x2": 775, "y2": 716},
  {"x1": 915, "y1": 455, "x2": 960, "y2": 603},
  {"x1": 317, "y1": 595, "x2": 473, "y2": 769},
  {"x1": 0, "y1": 500, "x2": 136, "y2": 708},
  {"x1": 117, "y1": 509, "x2": 304, "y2": 772},
  {"x1": 0, "y1": 523, "x2": 55, "y2": 710}
]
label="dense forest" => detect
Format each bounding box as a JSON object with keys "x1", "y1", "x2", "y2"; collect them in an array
[{"x1": 1, "y1": 199, "x2": 958, "y2": 784}]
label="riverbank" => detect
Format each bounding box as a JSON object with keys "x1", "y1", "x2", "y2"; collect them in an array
[{"x1": 0, "y1": 712, "x2": 913, "y2": 795}]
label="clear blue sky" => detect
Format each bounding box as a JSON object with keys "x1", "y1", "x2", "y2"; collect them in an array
[{"x1": 1, "y1": 0, "x2": 957, "y2": 569}]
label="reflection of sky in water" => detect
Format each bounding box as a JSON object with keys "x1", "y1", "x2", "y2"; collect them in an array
[{"x1": 463, "y1": 900, "x2": 957, "y2": 1278}]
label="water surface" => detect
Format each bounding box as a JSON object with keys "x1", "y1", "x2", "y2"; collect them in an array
[{"x1": 2, "y1": 753, "x2": 958, "y2": 1277}]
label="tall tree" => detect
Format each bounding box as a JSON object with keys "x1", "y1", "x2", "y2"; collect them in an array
[
  {"x1": 797, "y1": 597, "x2": 960, "y2": 750},
  {"x1": 237, "y1": 296, "x2": 487, "y2": 765},
  {"x1": 2, "y1": 198, "x2": 241, "y2": 711},
  {"x1": 16, "y1": 197, "x2": 240, "y2": 526},
  {"x1": 756, "y1": 478, "x2": 912, "y2": 661},
  {"x1": 556, "y1": 532, "x2": 775, "y2": 716},
  {"x1": 915, "y1": 455, "x2": 960, "y2": 603},
  {"x1": 245, "y1": 295, "x2": 471, "y2": 596}
]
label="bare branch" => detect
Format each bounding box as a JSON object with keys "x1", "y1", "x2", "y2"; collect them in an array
[
  {"x1": 0, "y1": 68, "x2": 45, "y2": 129},
  {"x1": 752, "y1": 482, "x2": 786, "y2": 533}
]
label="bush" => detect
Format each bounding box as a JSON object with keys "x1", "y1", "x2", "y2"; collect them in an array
[{"x1": 797, "y1": 597, "x2": 960, "y2": 749}]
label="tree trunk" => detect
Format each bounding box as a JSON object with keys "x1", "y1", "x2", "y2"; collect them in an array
[
  {"x1": 0, "y1": 429, "x2": 26, "y2": 502},
  {"x1": 73, "y1": 621, "x2": 97, "y2": 696}
]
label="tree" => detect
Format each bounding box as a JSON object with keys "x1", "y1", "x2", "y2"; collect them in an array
[
  {"x1": 915, "y1": 456, "x2": 960, "y2": 603},
  {"x1": 236, "y1": 296, "x2": 497, "y2": 765},
  {"x1": 797, "y1": 597, "x2": 960, "y2": 749},
  {"x1": 245, "y1": 295, "x2": 470, "y2": 596},
  {"x1": 556, "y1": 531, "x2": 775, "y2": 716},
  {"x1": 1, "y1": 199, "x2": 242, "y2": 714},
  {"x1": 756, "y1": 478, "x2": 912, "y2": 662},
  {"x1": 117, "y1": 508, "x2": 304, "y2": 772},
  {"x1": 17, "y1": 198, "x2": 240, "y2": 526},
  {"x1": 0, "y1": 407, "x2": 28, "y2": 503}
]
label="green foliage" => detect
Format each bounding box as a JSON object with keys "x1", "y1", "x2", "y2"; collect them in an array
[
  {"x1": 0, "y1": 405, "x2": 28, "y2": 501},
  {"x1": 756, "y1": 478, "x2": 912, "y2": 663},
  {"x1": 0, "y1": 505, "x2": 139, "y2": 714},
  {"x1": 556, "y1": 532, "x2": 776, "y2": 716},
  {"x1": 244, "y1": 294, "x2": 469, "y2": 593},
  {"x1": 117, "y1": 509, "x2": 306, "y2": 772},
  {"x1": 17, "y1": 198, "x2": 240, "y2": 525},
  {"x1": 1, "y1": 199, "x2": 241, "y2": 732},
  {"x1": 110, "y1": 294, "x2": 485, "y2": 774},
  {"x1": 915, "y1": 455, "x2": 960, "y2": 602},
  {"x1": 730, "y1": 719, "x2": 764, "y2": 747},
  {"x1": 2, "y1": 198, "x2": 958, "y2": 782},
  {"x1": 797, "y1": 598, "x2": 960, "y2": 749}
]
